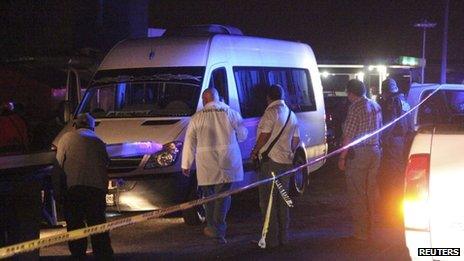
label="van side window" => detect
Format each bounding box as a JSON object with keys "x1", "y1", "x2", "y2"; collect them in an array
[
  {"x1": 234, "y1": 67, "x2": 316, "y2": 118},
  {"x1": 233, "y1": 68, "x2": 267, "y2": 118},
  {"x1": 266, "y1": 68, "x2": 316, "y2": 112},
  {"x1": 208, "y1": 67, "x2": 229, "y2": 104}
]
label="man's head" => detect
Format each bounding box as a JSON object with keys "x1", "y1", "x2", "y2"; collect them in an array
[
  {"x1": 202, "y1": 88, "x2": 220, "y2": 106},
  {"x1": 346, "y1": 79, "x2": 366, "y2": 102},
  {"x1": 266, "y1": 84, "x2": 285, "y2": 104},
  {"x1": 74, "y1": 113, "x2": 95, "y2": 130},
  {"x1": 381, "y1": 78, "x2": 399, "y2": 97}
]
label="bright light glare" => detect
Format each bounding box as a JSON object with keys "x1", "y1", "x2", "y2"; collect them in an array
[
  {"x1": 376, "y1": 65, "x2": 387, "y2": 74},
  {"x1": 106, "y1": 141, "x2": 163, "y2": 157},
  {"x1": 403, "y1": 199, "x2": 430, "y2": 230},
  {"x1": 119, "y1": 194, "x2": 157, "y2": 211},
  {"x1": 368, "y1": 65, "x2": 374, "y2": 71},
  {"x1": 321, "y1": 71, "x2": 330, "y2": 78},
  {"x1": 356, "y1": 71, "x2": 365, "y2": 82}
]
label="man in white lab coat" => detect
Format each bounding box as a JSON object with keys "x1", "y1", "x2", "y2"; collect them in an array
[{"x1": 182, "y1": 88, "x2": 247, "y2": 244}]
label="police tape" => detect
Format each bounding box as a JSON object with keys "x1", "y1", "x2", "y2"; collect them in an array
[
  {"x1": 0, "y1": 85, "x2": 444, "y2": 259},
  {"x1": 258, "y1": 172, "x2": 276, "y2": 249}
]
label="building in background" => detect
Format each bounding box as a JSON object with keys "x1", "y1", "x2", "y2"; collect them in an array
[{"x1": 318, "y1": 56, "x2": 423, "y2": 98}]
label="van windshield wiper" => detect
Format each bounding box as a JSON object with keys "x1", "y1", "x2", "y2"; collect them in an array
[
  {"x1": 104, "y1": 110, "x2": 190, "y2": 118},
  {"x1": 93, "y1": 74, "x2": 202, "y2": 84},
  {"x1": 149, "y1": 74, "x2": 202, "y2": 82}
]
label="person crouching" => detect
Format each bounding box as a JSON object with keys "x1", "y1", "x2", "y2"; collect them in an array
[{"x1": 56, "y1": 113, "x2": 114, "y2": 259}]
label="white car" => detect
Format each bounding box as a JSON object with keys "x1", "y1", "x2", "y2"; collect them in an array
[{"x1": 404, "y1": 83, "x2": 464, "y2": 260}]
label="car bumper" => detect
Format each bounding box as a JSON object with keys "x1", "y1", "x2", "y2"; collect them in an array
[{"x1": 106, "y1": 171, "x2": 193, "y2": 212}]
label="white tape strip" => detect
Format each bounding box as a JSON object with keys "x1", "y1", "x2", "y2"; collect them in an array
[
  {"x1": 0, "y1": 85, "x2": 444, "y2": 259},
  {"x1": 274, "y1": 177, "x2": 293, "y2": 208},
  {"x1": 258, "y1": 172, "x2": 275, "y2": 249}
]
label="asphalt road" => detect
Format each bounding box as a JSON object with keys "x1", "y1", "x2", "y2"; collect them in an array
[{"x1": 40, "y1": 159, "x2": 411, "y2": 260}]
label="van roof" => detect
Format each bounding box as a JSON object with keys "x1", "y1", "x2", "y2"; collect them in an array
[
  {"x1": 99, "y1": 37, "x2": 211, "y2": 70},
  {"x1": 98, "y1": 35, "x2": 314, "y2": 71}
]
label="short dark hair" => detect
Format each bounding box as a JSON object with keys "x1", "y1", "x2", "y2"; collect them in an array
[
  {"x1": 346, "y1": 79, "x2": 366, "y2": 97},
  {"x1": 267, "y1": 84, "x2": 285, "y2": 101}
]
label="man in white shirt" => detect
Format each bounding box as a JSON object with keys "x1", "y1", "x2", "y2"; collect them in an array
[
  {"x1": 182, "y1": 88, "x2": 247, "y2": 244},
  {"x1": 251, "y1": 84, "x2": 300, "y2": 249}
]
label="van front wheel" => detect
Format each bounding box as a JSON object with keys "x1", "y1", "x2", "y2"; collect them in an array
[{"x1": 290, "y1": 151, "x2": 308, "y2": 196}]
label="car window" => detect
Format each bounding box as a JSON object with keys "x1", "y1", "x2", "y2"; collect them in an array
[
  {"x1": 418, "y1": 90, "x2": 464, "y2": 125},
  {"x1": 233, "y1": 66, "x2": 316, "y2": 118},
  {"x1": 208, "y1": 67, "x2": 229, "y2": 104}
]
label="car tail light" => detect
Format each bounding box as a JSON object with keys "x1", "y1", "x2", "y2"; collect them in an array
[{"x1": 403, "y1": 153, "x2": 430, "y2": 231}]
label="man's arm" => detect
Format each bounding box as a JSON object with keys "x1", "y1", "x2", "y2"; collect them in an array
[
  {"x1": 338, "y1": 106, "x2": 358, "y2": 171},
  {"x1": 230, "y1": 110, "x2": 248, "y2": 142},
  {"x1": 181, "y1": 120, "x2": 197, "y2": 177},
  {"x1": 291, "y1": 116, "x2": 301, "y2": 151},
  {"x1": 291, "y1": 137, "x2": 300, "y2": 152},
  {"x1": 251, "y1": 132, "x2": 272, "y2": 160},
  {"x1": 55, "y1": 133, "x2": 68, "y2": 167},
  {"x1": 251, "y1": 108, "x2": 275, "y2": 159}
]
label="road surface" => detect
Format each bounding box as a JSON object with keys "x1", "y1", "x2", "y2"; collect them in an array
[{"x1": 40, "y1": 159, "x2": 411, "y2": 260}]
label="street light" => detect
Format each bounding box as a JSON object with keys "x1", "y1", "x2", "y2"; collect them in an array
[{"x1": 414, "y1": 19, "x2": 436, "y2": 84}]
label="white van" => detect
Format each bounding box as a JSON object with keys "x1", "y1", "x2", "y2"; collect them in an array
[{"x1": 53, "y1": 25, "x2": 327, "y2": 224}]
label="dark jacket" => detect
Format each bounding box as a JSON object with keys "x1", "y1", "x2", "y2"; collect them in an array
[{"x1": 379, "y1": 93, "x2": 412, "y2": 141}]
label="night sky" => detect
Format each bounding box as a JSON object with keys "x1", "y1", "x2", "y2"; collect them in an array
[
  {"x1": 151, "y1": 0, "x2": 463, "y2": 63},
  {"x1": 0, "y1": 0, "x2": 462, "y2": 64}
]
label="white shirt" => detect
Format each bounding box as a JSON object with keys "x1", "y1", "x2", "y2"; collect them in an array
[
  {"x1": 56, "y1": 128, "x2": 109, "y2": 191},
  {"x1": 181, "y1": 101, "x2": 248, "y2": 186},
  {"x1": 257, "y1": 100, "x2": 300, "y2": 164}
]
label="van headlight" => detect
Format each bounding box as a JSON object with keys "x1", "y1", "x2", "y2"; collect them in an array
[{"x1": 144, "y1": 141, "x2": 182, "y2": 169}]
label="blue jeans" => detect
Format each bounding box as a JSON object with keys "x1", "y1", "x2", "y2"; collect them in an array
[
  {"x1": 345, "y1": 145, "x2": 381, "y2": 239},
  {"x1": 201, "y1": 183, "x2": 232, "y2": 238}
]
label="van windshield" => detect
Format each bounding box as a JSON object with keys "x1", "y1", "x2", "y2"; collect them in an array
[{"x1": 78, "y1": 67, "x2": 205, "y2": 118}]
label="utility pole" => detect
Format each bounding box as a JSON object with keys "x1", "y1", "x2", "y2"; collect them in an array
[
  {"x1": 441, "y1": 0, "x2": 450, "y2": 84},
  {"x1": 414, "y1": 20, "x2": 436, "y2": 84}
]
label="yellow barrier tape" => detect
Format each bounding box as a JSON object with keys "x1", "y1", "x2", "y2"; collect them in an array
[{"x1": 258, "y1": 171, "x2": 275, "y2": 249}]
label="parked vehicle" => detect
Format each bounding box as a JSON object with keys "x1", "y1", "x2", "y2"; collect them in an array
[
  {"x1": 323, "y1": 94, "x2": 349, "y2": 152},
  {"x1": 404, "y1": 83, "x2": 464, "y2": 260},
  {"x1": 52, "y1": 25, "x2": 328, "y2": 224}
]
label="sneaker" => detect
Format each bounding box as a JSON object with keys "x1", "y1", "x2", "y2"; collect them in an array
[{"x1": 203, "y1": 227, "x2": 216, "y2": 238}]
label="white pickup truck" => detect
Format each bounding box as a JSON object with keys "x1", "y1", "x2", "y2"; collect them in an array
[{"x1": 404, "y1": 83, "x2": 464, "y2": 260}]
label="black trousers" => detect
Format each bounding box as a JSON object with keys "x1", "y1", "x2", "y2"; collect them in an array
[{"x1": 64, "y1": 186, "x2": 113, "y2": 259}]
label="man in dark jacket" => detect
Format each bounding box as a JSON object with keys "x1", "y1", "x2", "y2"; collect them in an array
[
  {"x1": 378, "y1": 78, "x2": 412, "y2": 225},
  {"x1": 56, "y1": 113, "x2": 113, "y2": 259}
]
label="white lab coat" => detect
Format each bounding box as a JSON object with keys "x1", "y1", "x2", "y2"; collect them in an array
[{"x1": 181, "y1": 101, "x2": 248, "y2": 186}]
